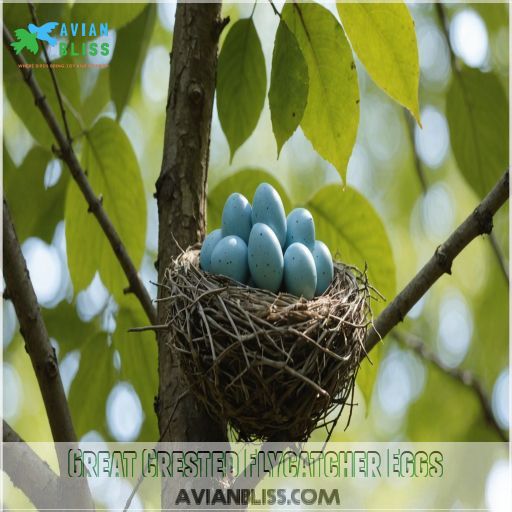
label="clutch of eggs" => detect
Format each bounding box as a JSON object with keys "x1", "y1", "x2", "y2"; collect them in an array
[{"x1": 200, "y1": 183, "x2": 334, "y2": 298}]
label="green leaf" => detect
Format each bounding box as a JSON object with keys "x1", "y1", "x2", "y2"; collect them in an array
[
  {"x1": 65, "y1": 117, "x2": 147, "y2": 299},
  {"x1": 306, "y1": 185, "x2": 396, "y2": 404},
  {"x1": 113, "y1": 298, "x2": 158, "y2": 441},
  {"x1": 70, "y1": 3, "x2": 146, "y2": 30},
  {"x1": 217, "y1": 18, "x2": 267, "y2": 160},
  {"x1": 337, "y1": 1, "x2": 420, "y2": 122},
  {"x1": 282, "y1": 2, "x2": 359, "y2": 184},
  {"x1": 43, "y1": 301, "x2": 100, "y2": 359},
  {"x1": 110, "y1": 4, "x2": 156, "y2": 119},
  {"x1": 207, "y1": 169, "x2": 291, "y2": 232},
  {"x1": 446, "y1": 68, "x2": 508, "y2": 198},
  {"x1": 269, "y1": 20, "x2": 309, "y2": 156},
  {"x1": 68, "y1": 332, "x2": 118, "y2": 438},
  {"x1": 82, "y1": 68, "x2": 111, "y2": 127},
  {"x1": 4, "y1": 146, "x2": 69, "y2": 243}
]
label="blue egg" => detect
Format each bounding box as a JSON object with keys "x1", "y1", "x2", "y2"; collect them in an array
[
  {"x1": 283, "y1": 243, "x2": 317, "y2": 299},
  {"x1": 251, "y1": 183, "x2": 287, "y2": 248},
  {"x1": 221, "y1": 192, "x2": 252, "y2": 243},
  {"x1": 200, "y1": 229, "x2": 223, "y2": 272},
  {"x1": 311, "y1": 240, "x2": 334, "y2": 295},
  {"x1": 248, "y1": 223, "x2": 284, "y2": 293},
  {"x1": 211, "y1": 235, "x2": 249, "y2": 284},
  {"x1": 285, "y1": 208, "x2": 315, "y2": 249}
]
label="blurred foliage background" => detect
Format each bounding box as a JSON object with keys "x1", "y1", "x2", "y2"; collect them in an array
[{"x1": 2, "y1": 0, "x2": 509, "y2": 462}]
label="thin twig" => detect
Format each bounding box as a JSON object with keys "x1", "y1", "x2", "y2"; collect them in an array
[
  {"x1": 128, "y1": 324, "x2": 169, "y2": 333},
  {"x1": 393, "y1": 332, "x2": 508, "y2": 442},
  {"x1": 28, "y1": 2, "x2": 72, "y2": 145},
  {"x1": 268, "y1": 0, "x2": 281, "y2": 18},
  {"x1": 250, "y1": 0, "x2": 258, "y2": 18},
  {"x1": 3, "y1": 24, "x2": 157, "y2": 325},
  {"x1": 365, "y1": 170, "x2": 509, "y2": 353}
]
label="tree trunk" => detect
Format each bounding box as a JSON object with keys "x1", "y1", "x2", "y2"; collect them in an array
[{"x1": 155, "y1": 0, "x2": 227, "y2": 451}]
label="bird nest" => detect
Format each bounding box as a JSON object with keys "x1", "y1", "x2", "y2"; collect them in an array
[{"x1": 160, "y1": 247, "x2": 373, "y2": 442}]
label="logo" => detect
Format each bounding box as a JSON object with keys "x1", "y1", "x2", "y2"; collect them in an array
[
  {"x1": 10, "y1": 22, "x2": 58, "y2": 54},
  {"x1": 10, "y1": 21, "x2": 111, "y2": 58}
]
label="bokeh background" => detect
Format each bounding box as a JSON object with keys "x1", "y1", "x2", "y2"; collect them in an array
[{"x1": 2, "y1": 1, "x2": 509, "y2": 510}]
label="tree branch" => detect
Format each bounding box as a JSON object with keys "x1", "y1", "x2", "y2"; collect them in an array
[
  {"x1": 156, "y1": 3, "x2": 228, "y2": 506},
  {"x1": 3, "y1": 200, "x2": 76, "y2": 447},
  {"x1": 156, "y1": 3, "x2": 226, "y2": 441},
  {"x1": 365, "y1": 170, "x2": 509, "y2": 353},
  {"x1": 392, "y1": 332, "x2": 508, "y2": 442},
  {"x1": 3, "y1": 201, "x2": 94, "y2": 508},
  {"x1": 3, "y1": 24, "x2": 157, "y2": 325},
  {"x1": 267, "y1": 0, "x2": 282, "y2": 18},
  {"x1": 28, "y1": 2, "x2": 72, "y2": 145},
  {"x1": 2, "y1": 421, "x2": 63, "y2": 510}
]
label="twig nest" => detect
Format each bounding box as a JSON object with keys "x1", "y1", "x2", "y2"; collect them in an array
[{"x1": 163, "y1": 247, "x2": 372, "y2": 442}]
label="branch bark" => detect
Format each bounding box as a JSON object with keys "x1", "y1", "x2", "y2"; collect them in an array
[
  {"x1": 392, "y1": 333, "x2": 508, "y2": 442},
  {"x1": 3, "y1": 24, "x2": 157, "y2": 325},
  {"x1": 155, "y1": 2, "x2": 227, "y2": 444},
  {"x1": 2, "y1": 421, "x2": 62, "y2": 510},
  {"x1": 365, "y1": 170, "x2": 509, "y2": 353},
  {"x1": 3, "y1": 199, "x2": 76, "y2": 447},
  {"x1": 155, "y1": 4, "x2": 228, "y2": 507},
  {"x1": 3, "y1": 201, "x2": 94, "y2": 509}
]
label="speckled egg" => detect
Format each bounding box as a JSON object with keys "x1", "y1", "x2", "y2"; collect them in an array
[
  {"x1": 283, "y1": 243, "x2": 317, "y2": 299},
  {"x1": 221, "y1": 192, "x2": 252, "y2": 243},
  {"x1": 251, "y1": 183, "x2": 287, "y2": 248},
  {"x1": 285, "y1": 208, "x2": 315, "y2": 249},
  {"x1": 248, "y1": 223, "x2": 284, "y2": 293},
  {"x1": 210, "y1": 235, "x2": 249, "y2": 284},
  {"x1": 199, "y1": 229, "x2": 223, "y2": 272},
  {"x1": 311, "y1": 240, "x2": 334, "y2": 295}
]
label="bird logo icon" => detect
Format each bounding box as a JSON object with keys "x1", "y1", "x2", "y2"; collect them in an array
[{"x1": 10, "y1": 21, "x2": 58, "y2": 55}]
